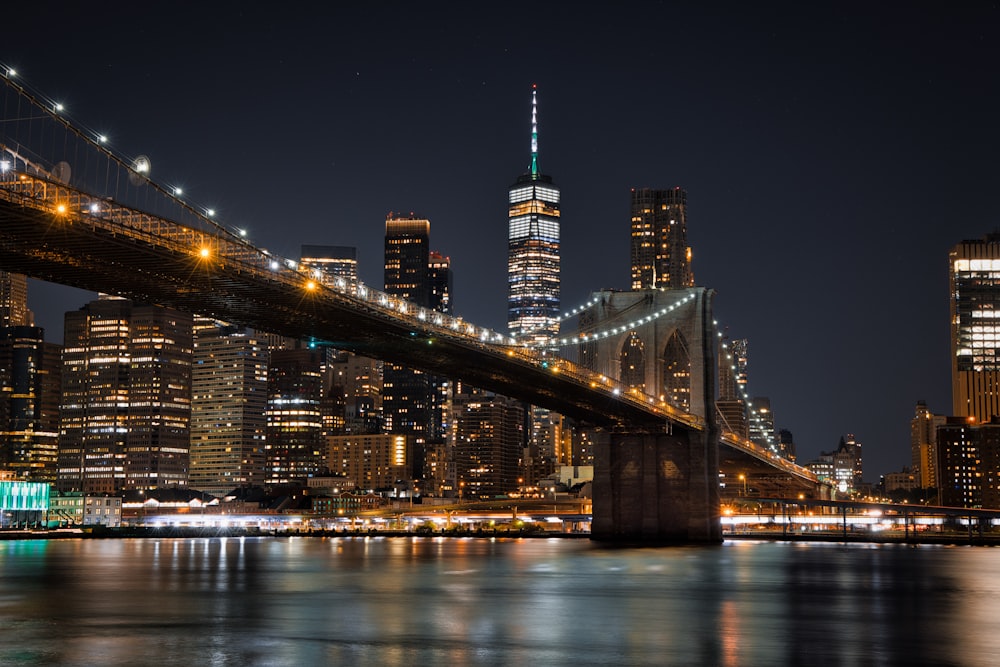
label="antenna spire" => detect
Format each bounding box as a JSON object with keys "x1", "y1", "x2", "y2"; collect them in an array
[{"x1": 530, "y1": 84, "x2": 539, "y2": 177}]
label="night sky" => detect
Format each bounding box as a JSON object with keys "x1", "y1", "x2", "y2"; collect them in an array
[{"x1": 4, "y1": 2, "x2": 999, "y2": 479}]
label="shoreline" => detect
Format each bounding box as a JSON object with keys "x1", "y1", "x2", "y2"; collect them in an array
[{"x1": 4, "y1": 527, "x2": 1000, "y2": 547}]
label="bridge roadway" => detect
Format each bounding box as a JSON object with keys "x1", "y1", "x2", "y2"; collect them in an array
[{"x1": 0, "y1": 169, "x2": 818, "y2": 487}]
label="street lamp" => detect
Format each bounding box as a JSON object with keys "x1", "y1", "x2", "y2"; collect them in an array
[{"x1": 738, "y1": 474, "x2": 747, "y2": 496}]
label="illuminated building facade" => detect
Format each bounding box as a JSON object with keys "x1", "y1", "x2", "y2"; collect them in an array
[
  {"x1": 0, "y1": 272, "x2": 30, "y2": 328},
  {"x1": 326, "y1": 433, "x2": 410, "y2": 492},
  {"x1": 383, "y1": 215, "x2": 437, "y2": 479},
  {"x1": 911, "y1": 400, "x2": 946, "y2": 489},
  {"x1": 454, "y1": 392, "x2": 524, "y2": 499},
  {"x1": 508, "y1": 85, "x2": 560, "y2": 341},
  {"x1": 0, "y1": 326, "x2": 60, "y2": 482},
  {"x1": 300, "y1": 244, "x2": 358, "y2": 285},
  {"x1": 190, "y1": 326, "x2": 268, "y2": 495},
  {"x1": 951, "y1": 235, "x2": 1000, "y2": 422},
  {"x1": 0, "y1": 479, "x2": 49, "y2": 527},
  {"x1": 266, "y1": 348, "x2": 326, "y2": 483},
  {"x1": 630, "y1": 187, "x2": 694, "y2": 290},
  {"x1": 58, "y1": 298, "x2": 193, "y2": 493}
]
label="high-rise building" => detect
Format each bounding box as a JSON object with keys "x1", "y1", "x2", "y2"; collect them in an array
[
  {"x1": 748, "y1": 396, "x2": 776, "y2": 451},
  {"x1": 383, "y1": 215, "x2": 434, "y2": 479},
  {"x1": 630, "y1": 187, "x2": 694, "y2": 290},
  {"x1": 0, "y1": 272, "x2": 31, "y2": 328},
  {"x1": 717, "y1": 336, "x2": 748, "y2": 440},
  {"x1": 384, "y1": 215, "x2": 430, "y2": 306},
  {"x1": 265, "y1": 348, "x2": 327, "y2": 484},
  {"x1": 189, "y1": 325, "x2": 268, "y2": 496},
  {"x1": 300, "y1": 245, "x2": 358, "y2": 285},
  {"x1": 911, "y1": 400, "x2": 945, "y2": 489},
  {"x1": 327, "y1": 432, "x2": 410, "y2": 492},
  {"x1": 453, "y1": 391, "x2": 524, "y2": 499},
  {"x1": 950, "y1": 234, "x2": 1000, "y2": 422},
  {"x1": 937, "y1": 416, "x2": 983, "y2": 507},
  {"x1": 0, "y1": 326, "x2": 60, "y2": 482},
  {"x1": 58, "y1": 298, "x2": 193, "y2": 493},
  {"x1": 508, "y1": 84, "x2": 560, "y2": 342}
]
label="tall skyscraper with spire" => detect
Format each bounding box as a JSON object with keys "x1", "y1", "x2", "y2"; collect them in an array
[{"x1": 508, "y1": 84, "x2": 561, "y2": 342}]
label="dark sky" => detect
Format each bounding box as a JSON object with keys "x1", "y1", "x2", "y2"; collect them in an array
[{"x1": 5, "y1": 2, "x2": 999, "y2": 480}]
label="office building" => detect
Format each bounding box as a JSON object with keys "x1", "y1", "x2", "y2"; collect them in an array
[
  {"x1": 508, "y1": 84, "x2": 560, "y2": 342},
  {"x1": 300, "y1": 245, "x2": 358, "y2": 285},
  {"x1": 911, "y1": 400, "x2": 946, "y2": 489},
  {"x1": 0, "y1": 326, "x2": 60, "y2": 482},
  {"x1": 326, "y1": 432, "x2": 411, "y2": 492},
  {"x1": 950, "y1": 235, "x2": 1000, "y2": 422},
  {"x1": 630, "y1": 187, "x2": 694, "y2": 290},
  {"x1": 454, "y1": 391, "x2": 524, "y2": 499},
  {"x1": 265, "y1": 348, "x2": 327, "y2": 483},
  {"x1": 189, "y1": 325, "x2": 268, "y2": 496},
  {"x1": 58, "y1": 297, "x2": 192, "y2": 493},
  {"x1": 383, "y1": 214, "x2": 434, "y2": 478},
  {"x1": 0, "y1": 272, "x2": 30, "y2": 328}
]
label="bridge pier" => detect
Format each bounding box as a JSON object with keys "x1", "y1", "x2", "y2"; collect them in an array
[{"x1": 591, "y1": 425, "x2": 722, "y2": 544}]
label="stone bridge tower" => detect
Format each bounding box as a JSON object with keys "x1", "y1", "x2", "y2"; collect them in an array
[{"x1": 579, "y1": 287, "x2": 721, "y2": 543}]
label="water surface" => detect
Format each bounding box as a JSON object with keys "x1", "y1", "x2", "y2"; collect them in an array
[{"x1": 0, "y1": 537, "x2": 994, "y2": 666}]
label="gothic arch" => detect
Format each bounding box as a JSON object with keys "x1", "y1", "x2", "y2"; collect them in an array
[
  {"x1": 619, "y1": 331, "x2": 645, "y2": 391},
  {"x1": 661, "y1": 329, "x2": 691, "y2": 412}
]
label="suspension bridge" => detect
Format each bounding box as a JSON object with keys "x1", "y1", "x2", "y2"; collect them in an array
[{"x1": 0, "y1": 65, "x2": 825, "y2": 542}]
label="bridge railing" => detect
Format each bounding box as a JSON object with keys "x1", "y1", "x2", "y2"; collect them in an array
[
  {"x1": 0, "y1": 169, "x2": 706, "y2": 431},
  {"x1": 720, "y1": 430, "x2": 820, "y2": 484}
]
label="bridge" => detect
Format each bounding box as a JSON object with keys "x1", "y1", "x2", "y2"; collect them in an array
[{"x1": 0, "y1": 66, "x2": 825, "y2": 543}]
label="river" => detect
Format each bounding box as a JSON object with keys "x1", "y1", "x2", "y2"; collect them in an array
[{"x1": 0, "y1": 536, "x2": 996, "y2": 666}]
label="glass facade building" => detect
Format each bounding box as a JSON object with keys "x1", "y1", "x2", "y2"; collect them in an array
[
  {"x1": 508, "y1": 85, "x2": 560, "y2": 342},
  {"x1": 951, "y1": 235, "x2": 1000, "y2": 422}
]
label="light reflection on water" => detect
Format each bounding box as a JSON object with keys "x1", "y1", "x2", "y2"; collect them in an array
[{"x1": 0, "y1": 537, "x2": 996, "y2": 666}]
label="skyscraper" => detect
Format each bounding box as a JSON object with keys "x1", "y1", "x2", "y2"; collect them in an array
[
  {"x1": 0, "y1": 326, "x2": 60, "y2": 482},
  {"x1": 189, "y1": 325, "x2": 268, "y2": 495},
  {"x1": 911, "y1": 400, "x2": 945, "y2": 489},
  {"x1": 630, "y1": 187, "x2": 694, "y2": 290},
  {"x1": 58, "y1": 298, "x2": 192, "y2": 493},
  {"x1": 0, "y1": 272, "x2": 30, "y2": 328},
  {"x1": 266, "y1": 348, "x2": 327, "y2": 484},
  {"x1": 383, "y1": 214, "x2": 432, "y2": 439},
  {"x1": 508, "y1": 84, "x2": 560, "y2": 342},
  {"x1": 300, "y1": 245, "x2": 358, "y2": 285},
  {"x1": 950, "y1": 235, "x2": 1000, "y2": 422}
]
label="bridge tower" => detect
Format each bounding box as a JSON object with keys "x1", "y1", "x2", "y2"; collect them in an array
[{"x1": 579, "y1": 287, "x2": 721, "y2": 543}]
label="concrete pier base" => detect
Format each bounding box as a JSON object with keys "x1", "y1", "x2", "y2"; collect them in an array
[{"x1": 591, "y1": 427, "x2": 721, "y2": 544}]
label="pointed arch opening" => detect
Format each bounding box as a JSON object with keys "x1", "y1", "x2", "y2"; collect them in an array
[
  {"x1": 661, "y1": 329, "x2": 691, "y2": 412},
  {"x1": 619, "y1": 331, "x2": 645, "y2": 391}
]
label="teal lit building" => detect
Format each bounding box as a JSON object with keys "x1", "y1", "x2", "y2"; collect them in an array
[{"x1": 0, "y1": 480, "x2": 49, "y2": 527}]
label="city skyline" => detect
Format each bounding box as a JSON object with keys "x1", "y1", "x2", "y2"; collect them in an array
[{"x1": 4, "y1": 3, "x2": 998, "y2": 478}]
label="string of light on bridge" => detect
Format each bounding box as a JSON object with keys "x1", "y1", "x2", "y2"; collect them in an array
[
  {"x1": 1, "y1": 63, "x2": 784, "y2": 459},
  {"x1": 0, "y1": 63, "x2": 250, "y2": 243}
]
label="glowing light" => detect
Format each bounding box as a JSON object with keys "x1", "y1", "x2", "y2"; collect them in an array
[
  {"x1": 206, "y1": 208, "x2": 215, "y2": 217},
  {"x1": 173, "y1": 187, "x2": 183, "y2": 196},
  {"x1": 0, "y1": 160, "x2": 9, "y2": 172},
  {"x1": 305, "y1": 280, "x2": 317, "y2": 291},
  {"x1": 239, "y1": 229, "x2": 247, "y2": 237},
  {"x1": 89, "y1": 203, "x2": 99, "y2": 214},
  {"x1": 54, "y1": 103, "x2": 64, "y2": 112},
  {"x1": 199, "y1": 247, "x2": 210, "y2": 259},
  {"x1": 97, "y1": 134, "x2": 108, "y2": 144},
  {"x1": 7, "y1": 69, "x2": 15, "y2": 77},
  {"x1": 55, "y1": 204, "x2": 67, "y2": 214},
  {"x1": 269, "y1": 260, "x2": 280, "y2": 270}
]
